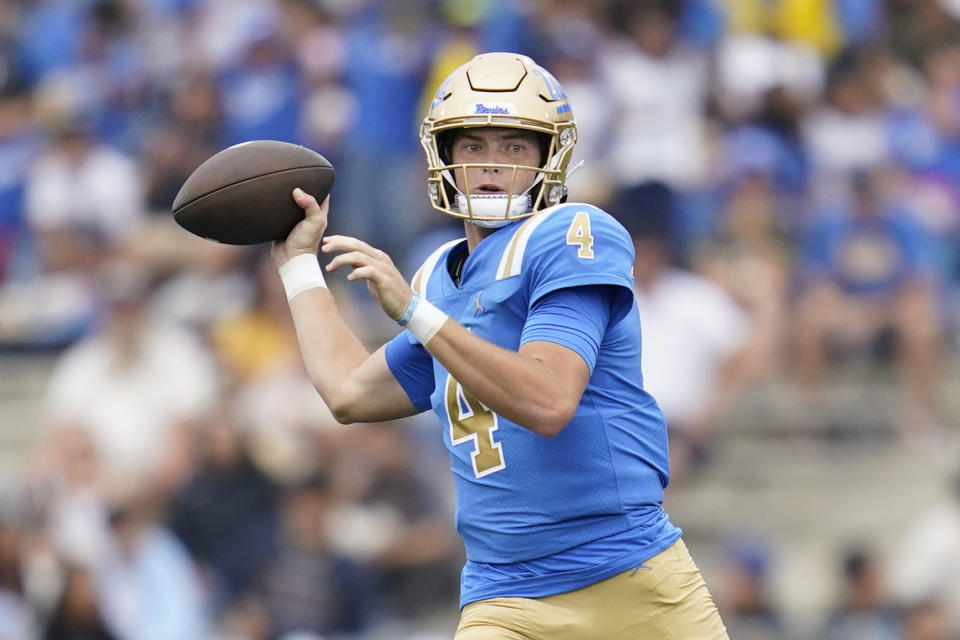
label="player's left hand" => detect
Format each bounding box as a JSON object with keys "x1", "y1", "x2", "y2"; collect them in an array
[{"x1": 321, "y1": 235, "x2": 413, "y2": 320}]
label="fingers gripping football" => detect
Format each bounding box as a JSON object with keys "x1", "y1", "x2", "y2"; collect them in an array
[
  {"x1": 322, "y1": 235, "x2": 413, "y2": 320},
  {"x1": 272, "y1": 189, "x2": 329, "y2": 268}
]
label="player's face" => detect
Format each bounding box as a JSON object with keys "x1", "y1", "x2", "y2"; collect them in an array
[{"x1": 449, "y1": 128, "x2": 541, "y2": 197}]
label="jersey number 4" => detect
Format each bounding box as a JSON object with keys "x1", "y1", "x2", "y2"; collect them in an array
[
  {"x1": 444, "y1": 375, "x2": 506, "y2": 478},
  {"x1": 566, "y1": 211, "x2": 595, "y2": 259}
]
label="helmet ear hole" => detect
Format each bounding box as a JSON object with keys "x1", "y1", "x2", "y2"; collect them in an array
[
  {"x1": 535, "y1": 132, "x2": 550, "y2": 167},
  {"x1": 437, "y1": 130, "x2": 456, "y2": 165}
]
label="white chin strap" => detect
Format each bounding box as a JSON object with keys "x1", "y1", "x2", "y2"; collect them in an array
[{"x1": 455, "y1": 193, "x2": 533, "y2": 228}]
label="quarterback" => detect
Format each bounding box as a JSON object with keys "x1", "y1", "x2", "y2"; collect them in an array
[{"x1": 273, "y1": 52, "x2": 728, "y2": 638}]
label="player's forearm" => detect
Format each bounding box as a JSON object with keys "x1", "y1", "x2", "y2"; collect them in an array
[
  {"x1": 424, "y1": 320, "x2": 578, "y2": 437},
  {"x1": 287, "y1": 287, "x2": 370, "y2": 412}
]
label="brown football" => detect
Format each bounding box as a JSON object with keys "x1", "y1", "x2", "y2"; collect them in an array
[{"x1": 172, "y1": 140, "x2": 335, "y2": 245}]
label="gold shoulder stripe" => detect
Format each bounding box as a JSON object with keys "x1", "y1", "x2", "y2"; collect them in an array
[
  {"x1": 495, "y1": 207, "x2": 563, "y2": 280},
  {"x1": 411, "y1": 238, "x2": 464, "y2": 297},
  {"x1": 411, "y1": 267, "x2": 425, "y2": 296}
]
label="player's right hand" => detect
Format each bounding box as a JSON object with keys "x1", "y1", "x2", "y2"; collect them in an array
[
  {"x1": 322, "y1": 235, "x2": 414, "y2": 321},
  {"x1": 272, "y1": 188, "x2": 329, "y2": 268}
]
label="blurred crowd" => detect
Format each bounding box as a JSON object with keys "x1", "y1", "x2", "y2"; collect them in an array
[{"x1": 0, "y1": 0, "x2": 959, "y2": 638}]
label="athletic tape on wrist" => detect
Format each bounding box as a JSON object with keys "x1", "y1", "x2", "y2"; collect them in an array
[
  {"x1": 404, "y1": 296, "x2": 448, "y2": 345},
  {"x1": 279, "y1": 253, "x2": 326, "y2": 301}
]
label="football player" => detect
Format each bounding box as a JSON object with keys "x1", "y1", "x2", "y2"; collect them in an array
[{"x1": 273, "y1": 52, "x2": 728, "y2": 638}]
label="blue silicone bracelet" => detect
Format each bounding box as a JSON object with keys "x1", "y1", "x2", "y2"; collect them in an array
[{"x1": 397, "y1": 293, "x2": 419, "y2": 326}]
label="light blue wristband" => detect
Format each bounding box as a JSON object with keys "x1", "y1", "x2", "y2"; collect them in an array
[{"x1": 397, "y1": 293, "x2": 420, "y2": 326}]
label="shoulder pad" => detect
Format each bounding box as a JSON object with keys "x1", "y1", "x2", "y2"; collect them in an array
[{"x1": 495, "y1": 203, "x2": 625, "y2": 280}]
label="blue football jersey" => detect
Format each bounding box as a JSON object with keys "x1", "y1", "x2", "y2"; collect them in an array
[{"x1": 385, "y1": 203, "x2": 676, "y2": 566}]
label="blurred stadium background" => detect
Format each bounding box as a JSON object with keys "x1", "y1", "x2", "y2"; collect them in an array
[{"x1": 1, "y1": 0, "x2": 960, "y2": 638}]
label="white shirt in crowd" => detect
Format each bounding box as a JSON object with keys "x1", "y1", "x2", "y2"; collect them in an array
[
  {"x1": 25, "y1": 143, "x2": 145, "y2": 242},
  {"x1": 43, "y1": 322, "x2": 218, "y2": 478},
  {"x1": 635, "y1": 269, "x2": 749, "y2": 427}
]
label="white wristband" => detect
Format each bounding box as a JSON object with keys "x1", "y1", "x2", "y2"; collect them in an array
[
  {"x1": 405, "y1": 296, "x2": 448, "y2": 345},
  {"x1": 278, "y1": 253, "x2": 326, "y2": 301}
]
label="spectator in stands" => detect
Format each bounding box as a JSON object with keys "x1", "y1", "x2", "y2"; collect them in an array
[
  {"x1": 888, "y1": 42, "x2": 960, "y2": 290},
  {"x1": 19, "y1": 0, "x2": 87, "y2": 83},
  {"x1": 693, "y1": 172, "x2": 792, "y2": 383},
  {"x1": 94, "y1": 489, "x2": 208, "y2": 640},
  {"x1": 538, "y1": 1, "x2": 613, "y2": 205},
  {"x1": 624, "y1": 183, "x2": 753, "y2": 480},
  {"x1": 141, "y1": 70, "x2": 223, "y2": 213},
  {"x1": 25, "y1": 93, "x2": 145, "y2": 270},
  {"x1": 715, "y1": 538, "x2": 788, "y2": 640},
  {"x1": 889, "y1": 42, "x2": 960, "y2": 183},
  {"x1": 148, "y1": 241, "x2": 254, "y2": 332},
  {"x1": 891, "y1": 470, "x2": 960, "y2": 634},
  {"x1": 0, "y1": 89, "x2": 146, "y2": 348},
  {"x1": 39, "y1": 264, "x2": 218, "y2": 492},
  {"x1": 168, "y1": 406, "x2": 280, "y2": 613},
  {"x1": 718, "y1": 86, "x2": 812, "y2": 209},
  {"x1": 217, "y1": 5, "x2": 302, "y2": 147},
  {"x1": 0, "y1": 36, "x2": 39, "y2": 283},
  {"x1": 803, "y1": 50, "x2": 891, "y2": 197},
  {"x1": 211, "y1": 253, "x2": 346, "y2": 485},
  {"x1": 886, "y1": 0, "x2": 960, "y2": 68},
  {"x1": 715, "y1": 11, "x2": 824, "y2": 115},
  {"x1": 288, "y1": 0, "x2": 353, "y2": 168},
  {"x1": 210, "y1": 252, "x2": 302, "y2": 386},
  {"x1": 324, "y1": 423, "x2": 461, "y2": 622},
  {"x1": 600, "y1": 0, "x2": 710, "y2": 195},
  {"x1": 821, "y1": 545, "x2": 900, "y2": 640},
  {"x1": 336, "y1": 1, "x2": 432, "y2": 260},
  {"x1": 37, "y1": 426, "x2": 110, "y2": 572},
  {"x1": 60, "y1": 0, "x2": 147, "y2": 151},
  {"x1": 243, "y1": 473, "x2": 371, "y2": 638},
  {"x1": 915, "y1": 42, "x2": 960, "y2": 184},
  {"x1": 793, "y1": 167, "x2": 944, "y2": 440}
]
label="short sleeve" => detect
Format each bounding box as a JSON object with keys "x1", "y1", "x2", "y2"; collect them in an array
[
  {"x1": 522, "y1": 206, "x2": 636, "y2": 323},
  {"x1": 520, "y1": 285, "x2": 617, "y2": 372},
  {"x1": 384, "y1": 331, "x2": 435, "y2": 412}
]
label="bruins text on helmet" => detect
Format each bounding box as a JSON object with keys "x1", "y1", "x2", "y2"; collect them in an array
[{"x1": 420, "y1": 52, "x2": 578, "y2": 228}]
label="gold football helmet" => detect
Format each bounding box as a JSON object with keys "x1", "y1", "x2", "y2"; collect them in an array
[{"x1": 420, "y1": 52, "x2": 577, "y2": 227}]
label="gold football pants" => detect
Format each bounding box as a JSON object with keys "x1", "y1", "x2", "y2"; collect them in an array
[{"x1": 455, "y1": 538, "x2": 729, "y2": 639}]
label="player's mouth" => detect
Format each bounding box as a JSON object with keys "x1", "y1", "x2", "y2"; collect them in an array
[{"x1": 474, "y1": 184, "x2": 506, "y2": 194}]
